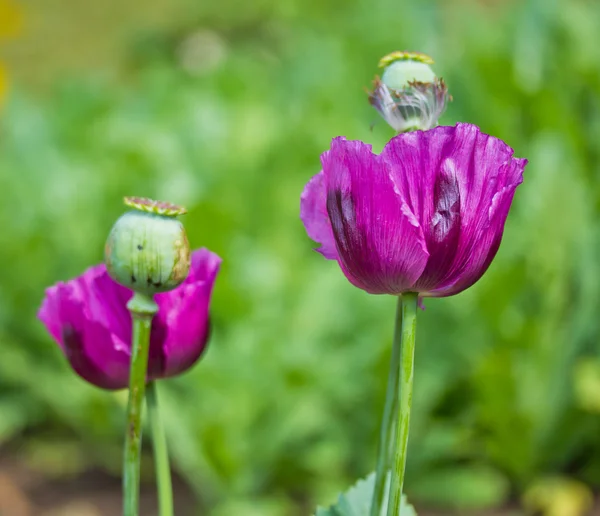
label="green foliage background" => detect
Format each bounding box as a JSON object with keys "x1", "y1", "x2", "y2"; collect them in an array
[{"x1": 1, "y1": 0, "x2": 600, "y2": 513}]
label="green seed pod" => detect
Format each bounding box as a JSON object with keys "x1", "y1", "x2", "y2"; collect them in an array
[
  {"x1": 379, "y1": 51, "x2": 436, "y2": 91},
  {"x1": 368, "y1": 51, "x2": 450, "y2": 133},
  {"x1": 105, "y1": 197, "x2": 191, "y2": 296}
]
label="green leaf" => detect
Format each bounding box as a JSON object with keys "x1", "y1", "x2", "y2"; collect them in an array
[{"x1": 315, "y1": 473, "x2": 417, "y2": 516}]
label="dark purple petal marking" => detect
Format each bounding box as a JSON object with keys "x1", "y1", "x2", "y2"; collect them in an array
[
  {"x1": 413, "y1": 160, "x2": 462, "y2": 290},
  {"x1": 323, "y1": 137, "x2": 429, "y2": 294}
]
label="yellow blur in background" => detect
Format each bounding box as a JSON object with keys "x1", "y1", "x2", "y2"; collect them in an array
[{"x1": 0, "y1": 0, "x2": 22, "y2": 106}]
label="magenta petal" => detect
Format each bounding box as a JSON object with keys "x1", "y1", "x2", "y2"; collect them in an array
[
  {"x1": 189, "y1": 248, "x2": 222, "y2": 282},
  {"x1": 88, "y1": 269, "x2": 133, "y2": 344},
  {"x1": 59, "y1": 289, "x2": 131, "y2": 390},
  {"x1": 38, "y1": 269, "x2": 129, "y2": 388},
  {"x1": 38, "y1": 284, "x2": 67, "y2": 345},
  {"x1": 382, "y1": 127, "x2": 463, "y2": 291},
  {"x1": 300, "y1": 171, "x2": 339, "y2": 260},
  {"x1": 431, "y1": 175, "x2": 524, "y2": 297},
  {"x1": 424, "y1": 125, "x2": 527, "y2": 295},
  {"x1": 323, "y1": 137, "x2": 429, "y2": 294},
  {"x1": 381, "y1": 124, "x2": 526, "y2": 295},
  {"x1": 150, "y1": 284, "x2": 210, "y2": 378},
  {"x1": 63, "y1": 320, "x2": 131, "y2": 390},
  {"x1": 151, "y1": 248, "x2": 221, "y2": 379}
]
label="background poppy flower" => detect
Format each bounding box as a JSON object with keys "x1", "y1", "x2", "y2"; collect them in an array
[{"x1": 38, "y1": 248, "x2": 221, "y2": 389}]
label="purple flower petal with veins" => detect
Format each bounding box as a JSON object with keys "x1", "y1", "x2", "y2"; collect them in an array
[
  {"x1": 38, "y1": 248, "x2": 221, "y2": 390},
  {"x1": 300, "y1": 123, "x2": 526, "y2": 297}
]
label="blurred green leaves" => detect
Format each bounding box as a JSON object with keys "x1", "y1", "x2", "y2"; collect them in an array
[{"x1": 315, "y1": 473, "x2": 416, "y2": 516}]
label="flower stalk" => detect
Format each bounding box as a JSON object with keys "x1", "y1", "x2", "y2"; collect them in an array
[
  {"x1": 123, "y1": 292, "x2": 158, "y2": 516},
  {"x1": 387, "y1": 292, "x2": 418, "y2": 516},
  {"x1": 370, "y1": 299, "x2": 403, "y2": 516},
  {"x1": 147, "y1": 381, "x2": 174, "y2": 516}
]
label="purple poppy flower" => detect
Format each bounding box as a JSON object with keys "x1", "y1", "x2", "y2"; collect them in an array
[
  {"x1": 38, "y1": 248, "x2": 221, "y2": 390},
  {"x1": 300, "y1": 123, "x2": 527, "y2": 297}
]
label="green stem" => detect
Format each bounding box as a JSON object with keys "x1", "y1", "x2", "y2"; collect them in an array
[
  {"x1": 370, "y1": 297, "x2": 403, "y2": 516},
  {"x1": 124, "y1": 293, "x2": 158, "y2": 516},
  {"x1": 146, "y1": 381, "x2": 174, "y2": 516},
  {"x1": 386, "y1": 292, "x2": 418, "y2": 516}
]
